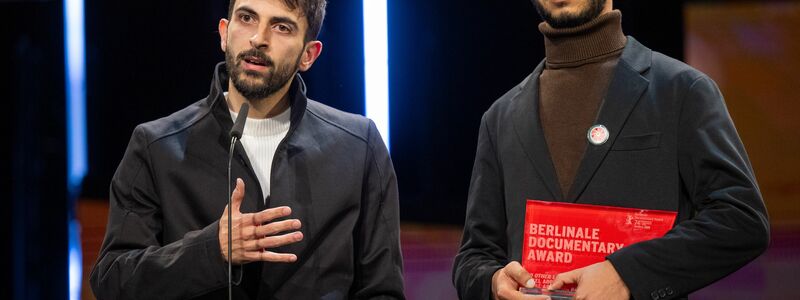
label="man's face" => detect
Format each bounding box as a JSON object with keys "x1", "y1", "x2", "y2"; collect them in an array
[
  {"x1": 534, "y1": 0, "x2": 607, "y2": 28},
  {"x1": 221, "y1": 0, "x2": 309, "y2": 100}
]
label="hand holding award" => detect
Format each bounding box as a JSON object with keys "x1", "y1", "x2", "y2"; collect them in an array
[{"x1": 520, "y1": 200, "x2": 677, "y2": 299}]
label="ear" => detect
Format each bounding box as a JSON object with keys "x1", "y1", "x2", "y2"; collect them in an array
[
  {"x1": 298, "y1": 41, "x2": 323, "y2": 72},
  {"x1": 219, "y1": 19, "x2": 230, "y2": 52}
]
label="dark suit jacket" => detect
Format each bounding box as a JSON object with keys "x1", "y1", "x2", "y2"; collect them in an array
[{"x1": 452, "y1": 37, "x2": 769, "y2": 300}]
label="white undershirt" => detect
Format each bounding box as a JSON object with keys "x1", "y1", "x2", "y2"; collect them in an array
[{"x1": 228, "y1": 102, "x2": 291, "y2": 202}]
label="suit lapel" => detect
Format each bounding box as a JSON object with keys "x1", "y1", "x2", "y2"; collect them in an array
[
  {"x1": 567, "y1": 38, "x2": 652, "y2": 202},
  {"x1": 512, "y1": 60, "x2": 564, "y2": 201}
]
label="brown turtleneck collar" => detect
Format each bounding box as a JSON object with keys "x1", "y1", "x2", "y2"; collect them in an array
[{"x1": 538, "y1": 10, "x2": 627, "y2": 68}]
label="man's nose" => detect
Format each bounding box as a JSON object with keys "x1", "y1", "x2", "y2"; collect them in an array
[{"x1": 249, "y1": 30, "x2": 270, "y2": 49}]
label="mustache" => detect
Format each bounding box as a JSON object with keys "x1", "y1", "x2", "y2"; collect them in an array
[{"x1": 236, "y1": 48, "x2": 274, "y2": 67}]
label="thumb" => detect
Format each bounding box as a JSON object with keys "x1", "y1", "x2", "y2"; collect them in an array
[
  {"x1": 231, "y1": 178, "x2": 245, "y2": 213},
  {"x1": 548, "y1": 269, "x2": 579, "y2": 290},
  {"x1": 505, "y1": 261, "x2": 536, "y2": 289}
]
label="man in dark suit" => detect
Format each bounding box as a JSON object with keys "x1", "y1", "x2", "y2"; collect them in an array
[{"x1": 452, "y1": 1, "x2": 769, "y2": 299}]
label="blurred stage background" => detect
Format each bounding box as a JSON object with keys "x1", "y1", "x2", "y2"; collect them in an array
[{"x1": 3, "y1": 0, "x2": 798, "y2": 299}]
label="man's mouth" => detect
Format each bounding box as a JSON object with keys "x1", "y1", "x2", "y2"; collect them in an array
[
  {"x1": 239, "y1": 53, "x2": 272, "y2": 73},
  {"x1": 243, "y1": 55, "x2": 267, "y2": 66}
]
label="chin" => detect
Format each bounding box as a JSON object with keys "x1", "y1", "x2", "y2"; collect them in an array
[{"x1": 554, "y1": 5, "x2": 583, "y2": 15}]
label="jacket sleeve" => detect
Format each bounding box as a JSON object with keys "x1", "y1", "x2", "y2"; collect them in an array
[
  {"x1": 607, "y1": 75, "x2": 770, "y2": 300},
  {"x1": 452, "y1": 115, "x2": 507, "y2": 300},
  {"x1": 350, "y1": 120, "x2": 405, "y2": 299},
  {"x1": 89, "y1": 125, "x2": 236, "y2": 299}
]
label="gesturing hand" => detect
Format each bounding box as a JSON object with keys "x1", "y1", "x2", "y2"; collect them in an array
[
  {"x1": 219, "y1": 178, "x2": 303, "y2": 265},
  {"x1": 548, "y1": 260, "x2": 630, "y2": 300}
]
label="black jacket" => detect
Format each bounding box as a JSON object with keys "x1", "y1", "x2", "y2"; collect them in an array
[
  {"x1": 452, "y1": 38, "x2": 769, "y2": 300},
  {"x1": 90, "y1": 63, "x2": 405, "y2": 300}
]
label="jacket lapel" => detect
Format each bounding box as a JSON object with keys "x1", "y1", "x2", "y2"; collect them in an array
[
  {"x1": 567, "y1": 37, "x2": 652, "y2": 202},
  {"x1": 512, "y1": 60, "x2": 564, "y2": 201}
]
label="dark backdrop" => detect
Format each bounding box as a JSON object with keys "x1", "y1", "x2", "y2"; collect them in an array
[
  {"x1": 78, "y1": 0, "x2": 684, "y2": 226},
  {"x1": 2, "y1": 0, "x2": 69, "y2": 299}
]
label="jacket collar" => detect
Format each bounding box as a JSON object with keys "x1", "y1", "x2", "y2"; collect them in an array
[
  {"x1": 512, "y1": 61, "x2": 562, "y2": 201},
  {"x1": 512, "y1": 37, "x2": 652, "y2": 202},
  {"x1": 207, "y1": 62, "x2": 309, "y2": 147}
]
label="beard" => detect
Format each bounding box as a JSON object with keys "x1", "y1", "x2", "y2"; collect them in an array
[
  {"x1": 225, "y1": 46, "x2": 302, "y2": 101},
  {"x1": 534, "y1": 0, "x2": 606, "y2": 28}
]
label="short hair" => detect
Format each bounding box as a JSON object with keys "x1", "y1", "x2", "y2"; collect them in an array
[{"x1": 228, "y1": 0, "x2": 327, "y2": 42}]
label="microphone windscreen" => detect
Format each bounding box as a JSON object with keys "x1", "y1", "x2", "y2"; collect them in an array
[{"x1": 229, "y1": 103, "x2": 250, "y2": 139}]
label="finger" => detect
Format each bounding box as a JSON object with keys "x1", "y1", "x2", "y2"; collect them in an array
[
  {"x1": 243, "y1": 231, "x2": 304, "y2": 250},
  {"x1": 221, "y1": 203, "x2": 229, "y2": 222},
  {"x1": 242, "y1": 250, "x2": 297, "y2": 263},
  {"x1": 253, "y1": 206, "x2": 293, "y2": 224},
  {"x1": 237, "y1": 221, "x2": 259, "y2": 240},
  {"x1": 504, "y1": 261, "x2": 535, "y2": 288},
  {"x1": 231, "y1": 178, "x2": 245, "y2": 213},
  {"x1": 494, "y1": 279, "x2": 522, "y2": 300},
  {"x1": 255, "y1": 219, "x2": 302, "y2": 237},
  {"x1": 496, "y1": 282, "x2": 547, "y2": 300},
  {"x1": 548, "y1": 270, "x2": 579, "y2": 290}
]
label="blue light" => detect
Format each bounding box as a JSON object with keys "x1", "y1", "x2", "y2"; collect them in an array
[
  {"x1": 69, "y1": 220, "x2": 83, "y2": 300},
  {"x1": 65, "y1": 0, "x2": 86, "y2": 299},
  {"x1": 363, "y1": 0, "x2": 390, "y2": 149},
  {"x1": 65, "y1": 0, "x2": 87, "y2": 195}
]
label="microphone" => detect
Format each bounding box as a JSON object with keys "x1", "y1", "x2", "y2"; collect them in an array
[
  {"x1": 227, "y1": 102, "x2": 249, "y2": 300},
  {"x1": 230, "y1": 102, "x2": 249, "y2": 139}
]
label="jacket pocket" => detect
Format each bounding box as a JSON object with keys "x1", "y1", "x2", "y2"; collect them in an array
[{"x1": 611, "y1": 132, "x2": 661, "y2": 151}]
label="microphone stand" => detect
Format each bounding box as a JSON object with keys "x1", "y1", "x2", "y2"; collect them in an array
[{"x1": 227, "y1": 103, "x2": 249, "y2": 300}]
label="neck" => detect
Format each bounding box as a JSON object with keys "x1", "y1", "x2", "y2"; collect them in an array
[
  {"x1": 538, "y1": 10, "x2": 626, "y2": 67},
  {"x1": 226, "y1": 78, "x2": 293, "y2": 119}
]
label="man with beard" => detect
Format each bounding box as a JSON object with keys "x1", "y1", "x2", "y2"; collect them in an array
[
  {"x1": 453, "y1": 1, "x2": 768, "y2": 299},
  {"x1": 90, "y1": 0, "x2": 404, "y2": 299}
]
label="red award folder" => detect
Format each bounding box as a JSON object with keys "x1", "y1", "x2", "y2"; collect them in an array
[{"x1": 522, "y1": 200, "x2": 677, "y2": 289}]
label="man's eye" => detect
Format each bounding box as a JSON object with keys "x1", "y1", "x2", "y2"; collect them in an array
[
  {"x1": 239, "y1": 14, "x2": 254, "y2": 23},
  {"x1": 274, "y1": 24, "x2": 292, "y2": 33}
]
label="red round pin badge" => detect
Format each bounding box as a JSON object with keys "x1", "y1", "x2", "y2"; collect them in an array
[{"x1": 587, "y1": 125, "x2": 609, "y2": 145}]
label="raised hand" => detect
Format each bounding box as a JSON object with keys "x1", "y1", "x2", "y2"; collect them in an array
[{"x1": 219, "y1": 178, "x2": 304, "y2": 264}]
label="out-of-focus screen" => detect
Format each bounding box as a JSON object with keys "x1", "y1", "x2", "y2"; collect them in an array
[
  {"x1": 687, "y1": 2, "x2": 800, "y2": 226},
  {"x1": 686, "y1": 2, "x2": 800, "y2": 299}
]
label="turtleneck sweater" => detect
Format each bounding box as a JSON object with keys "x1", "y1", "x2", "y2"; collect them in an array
[
  {"x1": 538, "y1": 10, "x2": 627, "y2": 198},
  {"x1": 229, "y1": 103, "x2": 291, "y2": 202}
]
